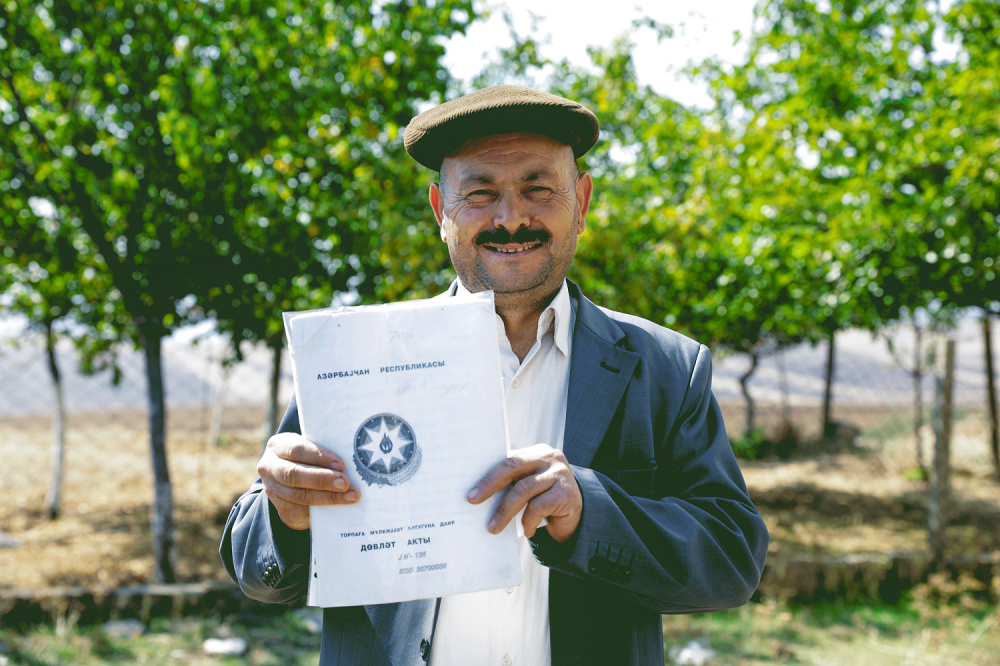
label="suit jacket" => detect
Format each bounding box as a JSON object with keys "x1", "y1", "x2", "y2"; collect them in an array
[{"x1": 221, "y1": 280, "x2": 769, "y2": 665}]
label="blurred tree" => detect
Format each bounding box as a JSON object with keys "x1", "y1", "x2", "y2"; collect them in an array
[
  {"x1": 708, "y1": 0, "x2": 1000, "y2": 443},
  {"x1": 939, "y1": 0, "x2": 1000, "y2": 477},
  {"x1": 469, "y1": 23, "x2": 832, "y2": 438},
  {"x1": 884, "y1": 317, "x2": 932, "y2": 474},
  {"x1": 0, "y1": 196, "x2": 116, "y2": 519},
  {"x1": 551, "y1": 31, "x2": 838, "y2": 438},
  {"x1": 1, "y1": 0, "x2": 474, "y2": 582}
]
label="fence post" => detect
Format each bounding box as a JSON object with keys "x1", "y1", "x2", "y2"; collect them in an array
[
  {"x1": 984, "y1": 315, "x2": 999, "y2": 480},
  {"x1": 928, "y1": 336, "x2": 954, "y2": 569}
]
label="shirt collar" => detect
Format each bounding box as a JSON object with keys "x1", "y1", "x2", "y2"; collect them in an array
[{"x1": 455, "y1": 278, "x2": 573, "y2": 357}]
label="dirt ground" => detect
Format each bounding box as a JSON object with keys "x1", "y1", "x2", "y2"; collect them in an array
[
  {"x1": 1, "y1": 403, "x2": 998, "y2": 591},
  {"x1": 0, "y1": 405, "x2": 266, "y2": 590}
]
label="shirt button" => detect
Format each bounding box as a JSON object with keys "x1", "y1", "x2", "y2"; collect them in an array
[
  {"x1": 511, "y1": 378, "x2": 520, "y2": 388},
  {"x1": 501, "y1": 654, "x2": 512, "y2": 666},
  {"x1": 505, "y1": 587, "x2": 514, "y2": 595}
]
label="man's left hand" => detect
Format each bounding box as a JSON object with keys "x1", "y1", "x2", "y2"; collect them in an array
[{"x1": 467, "y1": 444, "x2": 582, "y2": 543}]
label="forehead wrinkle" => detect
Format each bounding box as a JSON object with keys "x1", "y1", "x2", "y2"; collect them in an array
[
  {"x1": 457, "y1": 165, "x2": 560, "y2": 190},
  {"x1": 441, "y1": 133, "x2": 576, "y2": 197}
]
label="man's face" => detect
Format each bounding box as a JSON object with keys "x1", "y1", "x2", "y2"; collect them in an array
[{"x1": 429, "y1": 133, "x2": 593, "y2": 308}]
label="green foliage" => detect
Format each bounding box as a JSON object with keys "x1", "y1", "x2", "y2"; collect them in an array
[
  {"x1": 0, "y1": 0, "x2": 477, "y2": 584},
  {"x1": 0, "y1": 0, "x2": 475, "y2": 354},
  {"x1": 476, "y1": 23, "x2": 830, "y2": 356},
  {"x1": 713, "y1": 0, "x2": 1000, "y2": 332},
  {"x1": 730, "y1": 427, "x2": 767, "y2": 459}
]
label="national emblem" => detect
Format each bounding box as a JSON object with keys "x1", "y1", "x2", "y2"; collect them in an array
[{"x1": 353, "y1": 413, "x2": 422, "y2": 487}]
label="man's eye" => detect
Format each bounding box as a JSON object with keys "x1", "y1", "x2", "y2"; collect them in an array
[{"x1": 467, "y1": 190, "x2": 493, "y2": 200}]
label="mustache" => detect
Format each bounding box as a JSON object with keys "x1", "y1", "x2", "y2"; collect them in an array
[{"x1": 474, "y1": 226, "x2": 551, "y2": 246}]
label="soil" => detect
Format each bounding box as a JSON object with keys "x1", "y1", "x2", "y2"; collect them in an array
[{"x1": 1, "y1": 403, "x2": 998, "y2": 591}]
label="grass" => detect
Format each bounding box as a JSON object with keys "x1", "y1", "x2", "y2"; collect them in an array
[
  {"x1": 2, "y1": 600, "x2": 996, "y2": 665},
  {"x1": 0, "y1": 609, "x2": 322, "y2": 666},
  {"x1": 662, "y1": 598, "x2": 1000, "y2": 665}
]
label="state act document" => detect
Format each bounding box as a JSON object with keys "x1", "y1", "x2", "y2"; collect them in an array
[{"x1": 283, "y1": 291, "x2": 521, "y2": 607}]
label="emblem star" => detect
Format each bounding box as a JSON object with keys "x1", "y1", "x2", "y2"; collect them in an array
[{"x1": 359, "y1": 417, "x2": 410, "y2": 472}]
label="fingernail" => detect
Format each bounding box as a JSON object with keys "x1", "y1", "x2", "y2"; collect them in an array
[
  {"x1": 329, "y1": 460, "x2": 343, "y2": 471},
  {"x1": 333, "y1": 478, "x2": 347, "y2": 492},
  {"x1": 346, "y1": 490, "x2": 358, "y2": 502},
  {"x1": 487, "y1": 519, "x2": 496, "y2": 532},
  {"x1": 467, "y1": 488, "x2": 480, "y2": 501}
]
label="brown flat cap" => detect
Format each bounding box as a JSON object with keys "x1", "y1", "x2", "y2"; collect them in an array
[{"x1": 404, "y1": 85, "x2": 600, "y2": 171}]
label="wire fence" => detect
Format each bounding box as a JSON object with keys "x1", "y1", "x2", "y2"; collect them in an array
[
  {"x1": 0, "y1": 324, "x2": 294, "y2": 451},
  {"x1": 1, "y1": 314, "x2": 997, "y2": 474},
  {"x1": 0, "y1": 312, "x2": 997, "y2": 592}
]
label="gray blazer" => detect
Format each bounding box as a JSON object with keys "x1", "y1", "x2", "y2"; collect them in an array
[{"x1": 221, "y1": 280, "x2": 769, "y2": 665}]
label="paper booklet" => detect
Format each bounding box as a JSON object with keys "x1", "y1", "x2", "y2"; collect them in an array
[{"x1": 282, "y1": 291, "x2": 521, "y2": 608}]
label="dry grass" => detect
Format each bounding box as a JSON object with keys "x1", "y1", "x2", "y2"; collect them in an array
[
  {"x1": 1, "y1": 403, "x2": 998, "y2": 591},
  {"x1": 742, "y1": 411, "x2": 1000, "y2": 559},
  {"x1": 0, "y1": 406, "x2": 267, "y2": 590}
]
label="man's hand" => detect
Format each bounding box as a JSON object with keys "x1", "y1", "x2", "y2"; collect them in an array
[
  {"x1": 258, "y1": 433, "x2": 361, "y2": 530},
  {"x1": 467, "y1": 444, "x2": 582, "y2": 543}
]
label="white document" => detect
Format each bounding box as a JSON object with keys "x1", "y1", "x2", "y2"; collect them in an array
[{"x1": 282, "y1": 291, "x2": 521, "y2": 608}]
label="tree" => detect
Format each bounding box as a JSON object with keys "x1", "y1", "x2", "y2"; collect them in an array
[
  {"x1": 884, "y1": 316, "x2": 931, "y2": 473},
  {"x1": 181, "y1": 0, "x2": 477, "y2": 444},
  {"x1": 708, "y1": 0, "x2": 951, "y2": 440},
  {"x1": 464, "y1": 23, "x2": 833, "y2": 438},
  {"x1": 703, "y1": 0, "x2": 998, "y2": 454},
  {"x1": 0, "y1": 197, "x2": 114, "y2": 518},
  {"x1": 551, "y1": 32, "x2": 833, "y2": 438},
  {"x1": 1, "y1": 0, "x2": 475, "y2": 582}
]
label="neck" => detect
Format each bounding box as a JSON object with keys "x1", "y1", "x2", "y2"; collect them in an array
[{"x1": 494, "y1": 285, "x2": 561, "y2": 363}]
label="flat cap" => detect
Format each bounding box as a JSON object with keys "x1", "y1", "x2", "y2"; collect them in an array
[{"x1": 404, "y1": 85, "x2": 600, "y2": 171}]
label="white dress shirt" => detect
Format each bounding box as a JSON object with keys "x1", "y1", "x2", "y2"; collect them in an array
[{"x1": 429, "y1": 279, "x2": 576, "y2": 666}]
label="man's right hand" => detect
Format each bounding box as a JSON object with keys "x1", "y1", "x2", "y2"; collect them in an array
[{"x1": 258, "y1": 433, "x2": 361, "y2": 530}]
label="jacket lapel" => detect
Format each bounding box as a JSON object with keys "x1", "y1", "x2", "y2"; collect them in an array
[
  {"x1": 439, "y1": 278, "x2": 639, "y2": 470},
  {"x1": 562, "y1": 281, "x2": 639, "y2": 470}
]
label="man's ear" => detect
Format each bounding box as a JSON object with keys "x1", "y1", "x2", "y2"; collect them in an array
[
  {"x1": 575, "y1": 171, "x2": 593, "y2": 235},
  {"x1": 429, "y1": 182, "x2": 447, "y2": 242}
]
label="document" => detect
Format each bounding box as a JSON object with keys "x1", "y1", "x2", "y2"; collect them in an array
[{"x1": 282, "y1": 291, "x2": 521, "y2": 608}]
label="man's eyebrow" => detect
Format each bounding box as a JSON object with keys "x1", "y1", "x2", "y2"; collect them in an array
[
  {"x1": 458, "y1": 168, "x2": 559, "y2": 189},
  {"x1": 521, "y1": 168, "x2": 558, "y2": 183},
  {"x1": 458, "y1": 173, "x2": 496, "y2": 188}
]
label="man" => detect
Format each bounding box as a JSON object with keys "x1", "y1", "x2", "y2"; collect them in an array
[{"x1": 221, "y1": 86, "x2": 769, "y2": 666}]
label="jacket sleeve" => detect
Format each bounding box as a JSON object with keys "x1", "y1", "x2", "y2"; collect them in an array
[
  {"x1": 219, "y1": 397, "x2": 311, "y2": 604},
  {"x1": 531, "y1": 344, "x2": 769, "y2": 614}
]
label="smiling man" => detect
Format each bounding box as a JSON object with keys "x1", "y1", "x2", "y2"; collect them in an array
[{"x1": 222, "y1": 86, "x2": 769, "y2": 666}]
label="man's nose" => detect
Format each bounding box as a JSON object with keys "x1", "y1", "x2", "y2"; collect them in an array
[{"x1": 492, "y1": 191, "x2": 529, "y2": 232}]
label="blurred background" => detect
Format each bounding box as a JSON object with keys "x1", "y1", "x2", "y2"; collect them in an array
[{"x1": 1, "y1": 0, "x2": 999, "y2": 663}]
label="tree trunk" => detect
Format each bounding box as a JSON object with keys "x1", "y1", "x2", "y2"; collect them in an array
[
  {"x1": 822, "y1": 329, "x2": 837, "y2": 439},
  {"x1": 740, "y1": 352, "x2": 759, "y2": 439},
  {"x1": 209, "y1": 362, "x2": 232, "y2": 447},
  {"x1": 778, "y1": 348, "x2": 791, "y2": 425},
  {"x1": 929, "y1": 337, "x2": 954, "y2": 569},
  {"x1": 913, "y1": 324, "x2": 925, "y2": 473},
  {"x1": 141, "y1": 326, "x2": 175, "y2": 584},
  {"x1": 44, "y1": 321, "x2": 67, "y2": 520},
  {"x1": 262, "y1": 337, "x2": 282, "y2": 452},
  {"x1": 984, "y1": 315, "x2": 999, "y2": 480}
]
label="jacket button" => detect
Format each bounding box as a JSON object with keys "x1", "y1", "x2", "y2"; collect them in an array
[
  {"x1": 588, "y1": 557, "x2": 601, "y2": 573},
  {"x1": 419, "y1": 638, "x2": 430, "y2": 660}
]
